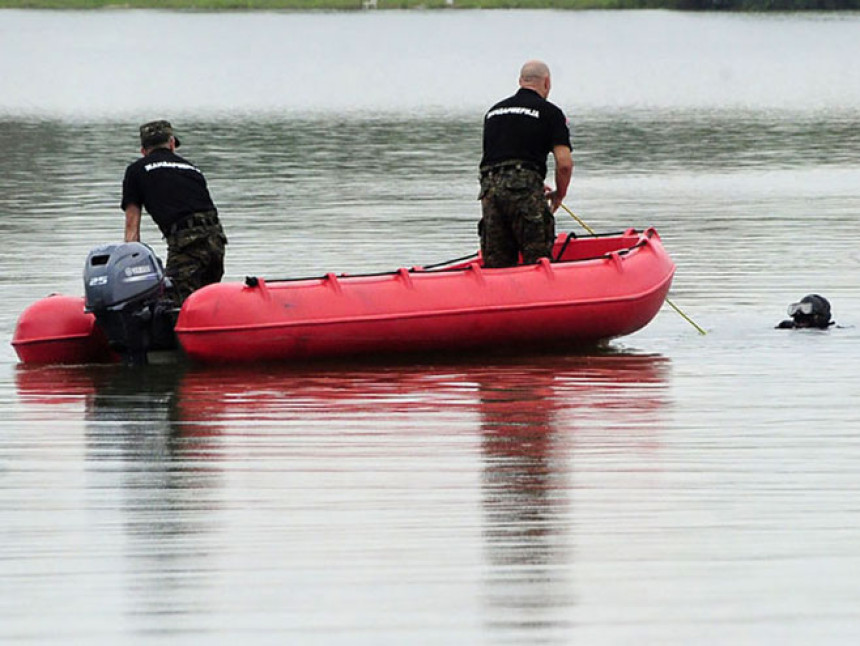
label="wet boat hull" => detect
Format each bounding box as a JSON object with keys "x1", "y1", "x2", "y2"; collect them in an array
[
  {"x1": 12, "y1": 229, "x2": 675, "y2": 365},
  {"x1": 176, "y1": 229, "x2": 675, "y2": 364}
]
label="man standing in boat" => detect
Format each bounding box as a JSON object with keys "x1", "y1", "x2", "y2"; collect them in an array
[
  {"x1": 121, "y1": 120, "x2": 227, "y2": 307},
  {"x1": 479, "y1": 60, "x2": 574, "y2": 268}
]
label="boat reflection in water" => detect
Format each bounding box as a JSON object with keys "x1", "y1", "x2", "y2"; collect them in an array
[
  {"x1": 472, "y1": 353, "x2": 670, "y2": 633},
  {"x1": 15, "y1": 351, "x2": 670, "y2": 633},
  {"x1": 15, "y1": 362, "x2": 219, "y2": 460},
  {"x1": 14, "y1": 361, "x2": 225, "y2": 621}
]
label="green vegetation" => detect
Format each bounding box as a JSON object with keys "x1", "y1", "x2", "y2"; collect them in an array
[
  {"x1": 0, "y1": 0, "x2": 857, "y2": 9},
  {"x1": 0, "y1": 0, "x2": 363, "y2": 8}
]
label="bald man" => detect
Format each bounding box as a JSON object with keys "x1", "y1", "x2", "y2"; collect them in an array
[{"x1": 478, "y1": 60, "x2": 573, "y2": 268}]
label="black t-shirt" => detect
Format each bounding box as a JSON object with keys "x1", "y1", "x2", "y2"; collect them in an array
[
  {"x1": 121, "y1": 148, "x2": 217, "y2": 235},
  {"x1": 480, "y1": 88, "x2": 572, "y2": 178}
]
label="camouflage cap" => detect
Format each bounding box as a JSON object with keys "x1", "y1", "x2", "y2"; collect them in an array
[{"x1": 139, "y1": 120, "x2": 181, "y2": 149}]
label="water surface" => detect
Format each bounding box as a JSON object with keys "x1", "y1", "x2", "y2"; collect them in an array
[{"x1": 2, "y1": 9, "x2": 860, "y2": 645}]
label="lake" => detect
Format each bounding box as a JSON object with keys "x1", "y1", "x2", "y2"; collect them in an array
[{"x1": 2, "y1": 8, "x2": 860, "y2": 645}]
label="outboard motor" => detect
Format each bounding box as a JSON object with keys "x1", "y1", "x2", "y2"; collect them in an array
[{"x1": 84, "y1": 242, "x2": 177, "y2": 364}]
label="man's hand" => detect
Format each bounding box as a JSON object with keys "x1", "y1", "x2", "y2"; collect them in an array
[{"x1": 544, "y1": 185, "x2": 565, "y2": 213}]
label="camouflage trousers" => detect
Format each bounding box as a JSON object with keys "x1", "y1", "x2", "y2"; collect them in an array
[
  {"x1": 165, "y1": 219, "x2": 227, "y2": 307},
  {"x1": 478, "y1": 165, "x2": 555, "y2": 268}
]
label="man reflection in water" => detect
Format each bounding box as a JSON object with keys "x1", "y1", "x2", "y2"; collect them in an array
[
  {"x1": 478, "y1": 60, "x2": 574, "y2": 268},
  {"x1": 121, "y1": 120, "x2": 228, "y2": 307}
]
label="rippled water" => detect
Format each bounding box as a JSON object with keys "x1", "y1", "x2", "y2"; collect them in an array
[{"x1": 2, "y1": 9, "x2": 860, "y2": 645}]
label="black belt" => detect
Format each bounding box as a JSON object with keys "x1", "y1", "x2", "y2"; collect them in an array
[
  {"x1": 169, "y1": 211, "x2": 219, "y2": 235},
  {"x1": 480, "y1": 161, "x2": 542, "y2": 177}
]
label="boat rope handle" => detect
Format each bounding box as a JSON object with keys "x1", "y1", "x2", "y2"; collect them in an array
[
  {"x1": 554, "y1": 231, "x2": 577, "y2": 262},
  {"x1": 246, "y1": 220, "x2": 665, "y2": 289}
]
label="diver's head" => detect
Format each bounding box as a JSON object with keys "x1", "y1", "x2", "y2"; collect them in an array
[{"x1": 788, "y1": 294, "x2": 833, "y2": 329}]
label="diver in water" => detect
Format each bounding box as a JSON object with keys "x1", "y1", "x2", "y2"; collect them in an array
[{"x1": 777, "y1": 294, "x2": 835, "y2": 329}]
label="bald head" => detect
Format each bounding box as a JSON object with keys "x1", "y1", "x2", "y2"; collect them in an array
[{"x1": 519, "y1": 60, "x2": 552, "y2": 98}]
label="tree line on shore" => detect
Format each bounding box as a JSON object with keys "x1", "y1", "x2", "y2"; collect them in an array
[
  {"x1": 675, "y1": 0, "x2": 857, "y2": 8},
  {"x1": 2, "y1": 0, "x2": 858, "y2": 10}
]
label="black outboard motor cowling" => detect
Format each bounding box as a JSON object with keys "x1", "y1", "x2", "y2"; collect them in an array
[{"x1": 84, "y1": 242, "x2": 177, "y2": 363}]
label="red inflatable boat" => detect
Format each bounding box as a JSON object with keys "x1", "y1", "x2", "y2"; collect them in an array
[
  {"x1": 12, "y1": 229, "x2": 675, "y2": 365},
  {"x1": 12, "y1": 294, "x2": 116, "y2": 365}
]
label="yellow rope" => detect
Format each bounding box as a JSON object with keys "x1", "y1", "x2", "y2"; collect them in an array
[
  {"x1": 560, "y1": 203, "x2": 596, "y2": 235},
  {"x1": 559, "y1": 204, "x2": 707, "y2": 336}
]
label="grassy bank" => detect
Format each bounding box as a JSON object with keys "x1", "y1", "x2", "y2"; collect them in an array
[
  {"x1": 1, "y1": 0, "x2": 857, "y2": 9},
  {"x1": 0, "y1": 0, "x2": 647, "y2": 8}
]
